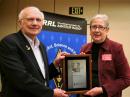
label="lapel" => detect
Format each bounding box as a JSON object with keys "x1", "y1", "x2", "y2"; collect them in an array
[{"x1": 16, "y1": 31, "x2": 44, "y2": 76}]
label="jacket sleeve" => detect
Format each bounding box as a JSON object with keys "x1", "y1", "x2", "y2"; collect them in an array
[
  {"x1": 49, "y1": 63, "x2": 61, "y2": 80},
  {"x1": 103, "y1": 44, "x2": 130, "y2": 97}
]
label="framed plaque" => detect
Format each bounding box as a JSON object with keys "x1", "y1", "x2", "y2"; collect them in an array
[{"x1": 63, "y1": 54, "x2": 92, "y2": 94}]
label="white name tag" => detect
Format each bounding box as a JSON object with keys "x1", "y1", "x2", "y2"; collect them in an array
[{"x1": 102, "y1": 54, "x2": 112, "y2": 61}]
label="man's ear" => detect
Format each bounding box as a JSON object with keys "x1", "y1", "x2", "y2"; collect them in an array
[{"x1": 17, "y1": 20, "x2": 22, "y2": 28}]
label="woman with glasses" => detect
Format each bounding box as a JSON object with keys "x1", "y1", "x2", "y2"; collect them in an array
[{"x1": 80, "y1": 14, "x2": 130, "y2": 97}]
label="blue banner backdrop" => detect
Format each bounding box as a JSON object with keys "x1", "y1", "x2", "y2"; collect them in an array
[{"x1": 38, "y1": 12, "x2": 87, "y2": 97}]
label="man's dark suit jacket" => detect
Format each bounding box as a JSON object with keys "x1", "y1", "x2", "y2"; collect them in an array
[{"x1": 0, "y1": 31, "x2": 60, "y2": 97}]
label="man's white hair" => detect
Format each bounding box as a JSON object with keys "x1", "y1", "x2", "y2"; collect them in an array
[{"x1": 18, "y1": 6, "x2": 44, "y2": 20}]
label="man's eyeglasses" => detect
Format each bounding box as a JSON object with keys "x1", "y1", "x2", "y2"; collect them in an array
[
  {"x1": 90, "y1": 25, "x2": 108, "y2": 31},
  {"x1": 23, "y1": 18, "x2": 43, "y2": 23}
]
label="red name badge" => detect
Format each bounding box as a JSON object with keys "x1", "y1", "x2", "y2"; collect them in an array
[{"x1": 102, "y1": 54, "x2": 112, "y2": 61}]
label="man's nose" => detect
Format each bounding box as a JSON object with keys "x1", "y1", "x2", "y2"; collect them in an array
[{"x1": 32, "y1": 19, "x2": 38, "y2": 25}]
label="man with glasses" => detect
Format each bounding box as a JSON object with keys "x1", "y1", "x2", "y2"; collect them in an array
[
  {"x1": 0, "y1": 6, "x2": 68, "y2": 97},
  {"x1": 80, "y1": 14, "x2": 130, "y2": 97}
]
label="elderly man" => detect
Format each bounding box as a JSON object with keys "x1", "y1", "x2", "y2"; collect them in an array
[{"x1": 0, "y1": 6, "x2": 68, "y2": 97}]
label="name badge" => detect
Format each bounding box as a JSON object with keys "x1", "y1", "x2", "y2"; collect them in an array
[{"x1": 102, "y1": 54, "x2": 112, "y2": 61}]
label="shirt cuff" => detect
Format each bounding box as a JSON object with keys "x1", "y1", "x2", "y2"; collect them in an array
[{"x1": 101, "y1": 86, "x2": 108, "y2": 97}]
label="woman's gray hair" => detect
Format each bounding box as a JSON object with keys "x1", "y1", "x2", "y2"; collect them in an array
[
  {"x1": 18, "y1": 6, "x2": 44, "y2": 20},
  {"x1": 90, "y1": 14, "x2": 109, "y2": 27}
]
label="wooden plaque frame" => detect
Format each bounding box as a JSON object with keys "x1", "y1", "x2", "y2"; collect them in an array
[{"x1": 63, "y1": 54, "x2": 92, "y2": 94}]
